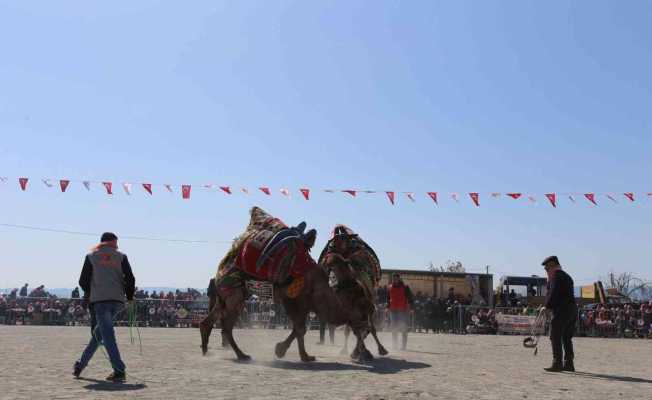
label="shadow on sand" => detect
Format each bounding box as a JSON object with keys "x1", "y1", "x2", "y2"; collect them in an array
[
  {"x1": 569, "y1": 371, "x2": 652, "y2": 384},
  {"x1": 78, "y1": 377, "x2": 147, "y2": 392},
  {"x1": 257, "y1": 357, "x2": 431, "y2": 375}
]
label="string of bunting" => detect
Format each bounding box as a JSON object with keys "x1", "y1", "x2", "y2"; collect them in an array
[{"x1": 1, "y1": 176, "x2": 650, "y2": 207}]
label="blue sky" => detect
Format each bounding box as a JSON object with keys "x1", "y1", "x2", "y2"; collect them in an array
[{"x1": 1, "y1": 1, "x2": 651, "y2": 290}]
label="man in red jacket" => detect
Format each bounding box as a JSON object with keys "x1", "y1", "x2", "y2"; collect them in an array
[{"x1": 387, "y1": 273, "x2": 414, "y2": 350}]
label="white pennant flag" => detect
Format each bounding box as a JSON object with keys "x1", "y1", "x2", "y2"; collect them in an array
[
  {"x1": 42, "y1": 179, "x2": 54, "y2": 188},
  {"x1": 527, "y1": 195, "x2": 537, "y2": 204},
  {"x1": 451, "y1": 193, "x2": 460, "y2": 202},
  {"x1": 280, "y1": 188, "x2": 291, "y2": 198},
  {"x1": 568, "y1": 195, "x2": 576, "y2": 203},
  {"x1": 203, "y1": 184, "x2": 214, "y2": 190},
  {"x1": 83, "y1": 181, "x2": 91, "y2": 191},
  {"x1": 165, "y1": 184, "x2": 173, "y2": 193},
  {"x1": 241, "y1": 188, "x2": 249, "y2": 195},
  {"x1": 0, "y1": 177, "x2": 7, "y2": 183},
  {"x1": 122, "y1": 183, "x2": 132, "y2": 195},
  {"x1": 491, "y1": 193, "x2": 501, "y2": 198}
]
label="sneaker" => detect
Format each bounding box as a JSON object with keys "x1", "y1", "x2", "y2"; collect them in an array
[
  {"x1": 73, "y1": 362, "x2": 82, "y2": 378},
  {"x1": 106, "y1": 371, "x2": 126, "y2": 382}
]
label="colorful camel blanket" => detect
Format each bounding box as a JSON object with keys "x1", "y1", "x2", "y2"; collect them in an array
[
  {"x1": 318, "y1": 225, "x2": 382, "y2": 295},
  {"x1": 215, "y1": 207, "x2": 314, "y2": 297}
]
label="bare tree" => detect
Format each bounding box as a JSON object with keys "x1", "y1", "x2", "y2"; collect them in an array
[
  {"x1": 429, "y1": 260, "x2": 466, "y2": 273},
  {"x1": 606, "y1": 271, "x2": 651, "y2": 299}
]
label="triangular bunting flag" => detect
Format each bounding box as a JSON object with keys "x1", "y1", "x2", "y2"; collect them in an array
[
  {"x1": 182, "y1": 185, "x2": 191, "y2": 199},
  {"x1": 122, "y1": 183, "x2": 132, "y2": 195},
  {"x1": 280, "y1": 188, "x2": 291, "y2": 198},
  {"x1": 568, "y1": 194, "x2": 576, "y2": 203},
  {"x1": 83, "y1": 181, "x2": 91, "y2": 191},
  {"x1": 624, "y1": 193, "x2": 634, "y2": 202},
  {"x1": 545, "y1": 193, "x2": 557, "y2": 208},
  {"x1": 362, "y1": 190, "x2": 376, "y2": 194},
  {"x1": 451, "y1": 193, "x2": 459, "y2": 202},
  {"x1": 406, "y1": 192, "x2": 415, "y2": 202},
  {"x1": 427, "y1": 192, "x2": 438, "y2": 204},
  {"x1": 220, "y1": 186, "x2": 232, "y2": 195},
  {"x1": 300, "y1": 188, "x2": 310, "y2": 200},
  {"x1": 527, "y1": 195, "x2": 537, "y2": 203},
  {"x1": 343, "y1": 190, "x2": 356, "y2": 197},
  {"x1": 386, "y1": 191, "x2": 395, "y2": 205},
  {"x1": 606, "y1": 194, "x2": 618, "y2": 203},
  {"x1": 165, "y1": 184, "x2": 173, "y2": 193},
  {"x1": 60, "y1": 180, "x2": 70, "y2": 193},
  {"x1": 203, "y1": 184, "x2": 214, "y2": 189},
  {"x1": 142, "y1": 183, "x2": 153, "y2": 195},
  {"x1": 584, "y1": 193, "x2": 597, "y2": 205},
  {"x1": 42, "y1": 179, "x2": 53, "y2": 188},
  {"x1": 324, "y1": 189, "x2": 335, "y2": 193},
  {"x1": 259, "y1": 187, "x2": 271, "y2": 196},
  {"x1": 507, "y1": 193, "x2": 522, "y2": 200},
  {"x1": 241, "y1": 188, "x2": 249, "y2": 195},
  {"x1": 469, "y1": 192, "x2": 480, "y2": 207},
  {"x1": 19, "y1": 178, "x2": 29, "y2": 191},
  {"x1": 102, "y1": 182, "x2": 113, "y2": 195},
  {"x1": 491, "y1": 193, "x2": 501, "y2": 198},
  {"x1": 0, "y1": 177, "x2": 7, "y2": 183}
]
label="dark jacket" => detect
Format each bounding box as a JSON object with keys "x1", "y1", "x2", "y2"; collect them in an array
[{"x1": 544, "y1": 269, "x2": 576, "y2": 314}]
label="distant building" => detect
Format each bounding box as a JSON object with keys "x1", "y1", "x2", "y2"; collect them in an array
[{"x1": 380, "y1": 269, "x2": 494, "y2": 307}]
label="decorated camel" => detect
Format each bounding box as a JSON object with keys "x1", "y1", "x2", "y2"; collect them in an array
[
  {"x1": 318, "y1": 225, "x2": 388, "y2": 358},
  {"x1": 199, "y1": 207, "x2": 379, "y2": 362}
]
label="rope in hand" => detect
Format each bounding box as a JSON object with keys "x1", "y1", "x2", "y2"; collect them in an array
[{"x1": 522, "y1": 308, "x2": 548, "y2": 356}]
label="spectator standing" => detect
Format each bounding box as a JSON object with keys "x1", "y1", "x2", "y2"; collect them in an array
[
  {"x1": 387, "y1": 272, "x2": 414, "y2": 350},
  {"x1": 19, "y1": 284, "x2": 28, "y2": 297}
]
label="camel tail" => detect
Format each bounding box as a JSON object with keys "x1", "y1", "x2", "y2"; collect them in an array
[{"x1": 207, "y1": 278, "x2": 217, "y2": 298}]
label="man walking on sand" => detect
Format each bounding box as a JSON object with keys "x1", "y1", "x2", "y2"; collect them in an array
[
  {"x1": 388, "y1": 272, "x2": 414, "y2": 350},
  {"x1": 541, "y1": 256, "x2": 577, "y2": 373},
  {"x1": 73, "y1": 232, "x2": 136, "y2": 382}
]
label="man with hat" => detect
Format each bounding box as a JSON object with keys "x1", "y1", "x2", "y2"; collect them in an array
[
  {"x1": 541, "y1": 255, "x2": 577, "y2": 372},
  {"x1": 73, "y1": 232, "x2": 136, "y2": 382}
]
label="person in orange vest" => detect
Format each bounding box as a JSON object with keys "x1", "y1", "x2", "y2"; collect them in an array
[{"x1": 387, "y1": 272, "x2": 414, "y2": 350}]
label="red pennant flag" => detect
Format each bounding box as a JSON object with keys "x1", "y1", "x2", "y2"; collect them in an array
[
  {"x1": 60, "y1": 180, "x2": 70, "y2": 193},
  {"x1": 259, "y1": 187, "x2": 271, "y2": 195},
  {"x1": 300, "y1": 188, "x2": 310, "y2": 200},
  {"x1": 507, "y1": 193, "x2": 522, "y2": 200},
  {"x1": 142, "y1": 183, "x2": 153, "y2": 195},
  {"x1": 545, "y1": 193, "x2": 557, "y2": 208},
  {"x1": 584, "y1": 193, "x2": 597, "y2": 205},
  {"x1": 102, "y1": 182, "x2": 113, "y2": 195},
  {"x1": 469, "y1": 192, "x2": 480, "y2": 207},
  {"x1": 427, "y1": 192, "x2": 438, "y2": 204},
  {"x1": 343, "y1": 190, "x2": 357, "y2": 197},
  {"x1": 19, "y1": 178, "x2": 29, "y2": 191},
  {"x1": 624, "y1": 193, "x2": 634, "y2": 202},
  {"x1": 386, "y1": 191, "x2": 395, "y2": 205},
  {"x1": 182, "y1": 185, "x2": 191, "y2": 199},
  {"x1": 220, "y1": 186, "x2": 232, "y2": 195}
]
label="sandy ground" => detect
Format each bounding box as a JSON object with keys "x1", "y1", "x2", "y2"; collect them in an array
[{"x1": 1, "y1": 326, "x2": 650, "y2": 400}]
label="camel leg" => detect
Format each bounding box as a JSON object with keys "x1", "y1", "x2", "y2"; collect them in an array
[
  {"x1": 295, "y1": 322, "x2": 316, "y2": 362},
  {"x1": 370, "y1": 317, "x2": 388, "y2": 356},
  {"x1": 200, "y1": 298, "x2": 221, "y2": 355},
  {"x1": 340, "y1": 325, "x2": 351, "y2": 355},
  {"x1": 351, "y1": 327, "x2": 374, "y2": 363},
  {"x1": 222, "y1": 310, "x2": 250, "y2": 361},
  {"x1": 274, "y1": 330, "x2": 296, "y2": 359}
]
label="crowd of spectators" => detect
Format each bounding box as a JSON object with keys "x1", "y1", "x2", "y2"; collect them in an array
[{"x1": 3, "y1": 284, "x2": 651, "y2": 339}]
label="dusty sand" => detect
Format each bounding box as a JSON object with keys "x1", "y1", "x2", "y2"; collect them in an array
[{"x1": 1, "y1": 326, "x2": 650, "y2": 400}]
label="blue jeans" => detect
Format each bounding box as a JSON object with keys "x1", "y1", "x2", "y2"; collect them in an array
[{"x1": 76, "y1": 301, "x2": 126, "y2": 373}]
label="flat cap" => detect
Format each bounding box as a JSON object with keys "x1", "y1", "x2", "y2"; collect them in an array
[
  {"x1": 100, "y1": 232, "x2": 118, "y2": 242},
  {"x1": 541, "y1": 255, "x2": 559, "y2": 266}
]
